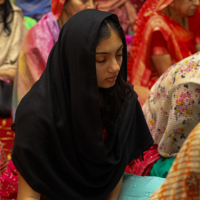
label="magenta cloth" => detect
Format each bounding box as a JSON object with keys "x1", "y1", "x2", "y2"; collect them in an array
[
  {"x1": 125, "y1": 144, "x2": 161, "y2": 176},
  {"x1": 0, "y1": 159, "x2": 18, "y2": 199},
  {"x1": 125, "y1": 34, "x2": 133, "y2": 46}
]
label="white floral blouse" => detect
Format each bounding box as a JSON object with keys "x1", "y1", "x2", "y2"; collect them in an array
[{"x1": 143, "y1": 52, "x2": 200, "y2": 157}]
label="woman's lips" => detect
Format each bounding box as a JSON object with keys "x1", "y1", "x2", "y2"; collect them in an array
[{"x1": 106, "y1": 76, "x2": 117, "y2": 82}]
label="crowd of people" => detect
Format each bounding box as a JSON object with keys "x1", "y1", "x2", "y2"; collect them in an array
[{"x1": 0, "y1": 0, "x2": 200, "y2": 199}]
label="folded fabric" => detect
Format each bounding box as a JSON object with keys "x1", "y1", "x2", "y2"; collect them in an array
[
  {"x1": 119, "y1": 173, "x2": 165, "y2": 200},
  {"x1": 150, "y1": 157, "x2": 175, "y2": 178}
]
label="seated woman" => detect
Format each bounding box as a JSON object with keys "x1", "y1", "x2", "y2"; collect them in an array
[
  {"x1": 128, "y1": 0, "x2": 200, "y2": 89},
  {"x1": 149, "y1": 121, "x2": 200, "y2": 200},
  {"x1": 12, "y1": 0, "x2": 97, "y2": 120},
  {"x1": 11, "y1": 9, "x2": 165, "y2": 200},
  {"x1": 126, "y1": 52, "x2": 200, "y2": 177},
  {"x1": 97, "y1": 0, "x2": 144, "y2": 35},
  {"x1": 0, "y1": 0, "x2": 26, "y2": 157}
]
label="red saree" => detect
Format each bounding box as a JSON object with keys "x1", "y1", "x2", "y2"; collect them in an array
[{"x1": 128, "y1": 0, "x2": 200, "y2": 89}]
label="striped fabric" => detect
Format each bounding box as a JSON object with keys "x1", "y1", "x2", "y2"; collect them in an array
[{"x1": 149, "y1": 122, "x2": 200, "y2": 200}]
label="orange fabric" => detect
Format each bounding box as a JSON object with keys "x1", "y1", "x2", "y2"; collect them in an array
[
  {"x1": 149, "y1": 122, "x2": 200, "y2": 200},
  {"x1": 51, "y1": 0, "x2": 66, "y2": 20},
  {"x1": 128, "y1": 0, "x2": 200, "y2": 89}
]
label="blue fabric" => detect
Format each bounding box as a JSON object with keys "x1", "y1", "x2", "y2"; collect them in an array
[
  {"x1": 16, "y1": 0, "x2": 51, "y2": 16},
  {"x1": 119, "y1": 173, "x2": 165, "y2": 200}
]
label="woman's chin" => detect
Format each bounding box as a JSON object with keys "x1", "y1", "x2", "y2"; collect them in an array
[{"x1": 99, "y1": 82, "x2": 116, "y2": 89}]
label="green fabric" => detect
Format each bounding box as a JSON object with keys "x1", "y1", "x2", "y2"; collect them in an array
[
  {"x1": 150, "y1": 157, "x2": 175, "y2": 178},
  {"x1": 10, "y1": 0, "x2": 16, "y2": 4},
  {"x1": 24, "y1": 16, "x2": 37, "y2": 30},
  {"x1": 119, "y1": 173, "x2": 165, "y2": 200}
]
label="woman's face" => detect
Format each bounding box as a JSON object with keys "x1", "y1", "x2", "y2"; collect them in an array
[
  {"x1": 64, "y1": 0, "x2": 97, "y2": 19},
  {"x1": 0, "y1": 0, "x2": 5, "y2": 5},
  {"x1": 96, "y1": 30, "x2": 123, "y2": 89},
  {"x1": 173, "y1": 0, "x2": 199, "y2": 16}
]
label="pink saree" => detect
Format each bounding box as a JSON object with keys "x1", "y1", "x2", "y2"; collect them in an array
[
  {"x1": 0, "y1": 160, "x2": 18, "y2": 199},
  {"x1": 12, "y1": 12, "x2": 60, "y2": 119}
]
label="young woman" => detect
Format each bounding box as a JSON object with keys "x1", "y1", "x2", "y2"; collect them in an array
[{"x1": 12, "y1": 9, "x2": 154, "y2": 200}]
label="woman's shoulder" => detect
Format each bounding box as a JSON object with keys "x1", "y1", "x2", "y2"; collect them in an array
[
  {"x1": 11, "y1": 3, "x2": 23, "y2": 14},
  {"x1": 147, "y1": 13, "x2": 172, "y2": 32},
  {"x1": 26, "y1": 12, "x2": 57, "y2": 38},
  {"x1": 23, "y1": 12, "x2": 58, "y2": 52}
]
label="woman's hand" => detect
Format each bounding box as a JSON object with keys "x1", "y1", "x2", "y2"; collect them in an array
[
  {"x1": 104, "y1": 176, "x2": 123, "y2": 200},
  {"x1": 17, "y1": 173, "x2": 41, "y2": 200},
  {"x1": 0, "y1": 68, "x2": 16, "y2": 83}
]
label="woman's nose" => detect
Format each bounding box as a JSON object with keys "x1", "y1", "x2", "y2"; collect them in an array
[{"x1": 108, "y1": 59, "x2": 120, "y2": 73}]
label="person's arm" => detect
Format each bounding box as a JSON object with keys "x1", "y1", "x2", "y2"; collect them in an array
[
  {"x1": 104, "y1": 176, "x2": 123, "y2": 200},
  {"x1": 17, "y1": 173, "x2": 41, "y2": 200},
  {"x1": 151, "y1": 54, "x2": 172, "y2": 76},
  {"x1": 150, "y1": 31, "x2": 172, "y2": 76},
  {"x1": 195, "y1": 44, "x2": 200, "y2": 52}
]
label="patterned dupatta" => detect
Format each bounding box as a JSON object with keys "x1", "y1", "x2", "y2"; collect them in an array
[
  {"x1": 143, "y1": 52, "x2": 200, "y2": 158},
  {"x1": 127, "y1": 0, "x2": 196, "y2": 89}
]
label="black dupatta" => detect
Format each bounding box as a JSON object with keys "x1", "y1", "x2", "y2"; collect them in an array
[{"x1": 12, "y1": 9, "x2": 153, "y2": 200}]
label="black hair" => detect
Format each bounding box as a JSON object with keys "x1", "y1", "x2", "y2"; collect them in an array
[
  {"x1": 97, "y1": 17, "x2": 133, "y2": 134},
  {"x1": 0, "y1": 0, "x2": 14, "y2": 36}
]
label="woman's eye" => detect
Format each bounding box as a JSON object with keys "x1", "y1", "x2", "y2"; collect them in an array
[
  {"x1": 96, "y1": 60, "x2": 105, "y2": 63},
  {"x1": 116, "y1": 54, "x2": 123, "y2": 58}
]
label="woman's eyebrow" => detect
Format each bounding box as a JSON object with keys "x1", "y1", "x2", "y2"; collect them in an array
[
  {"x1": 116, "y1": 44, "x2": 124, "y2": 52},
  {"x1": 96, "y1": 44, "x2": 124, "y2": 55},
  {"x1": 96, "y1": 52, "x2": 109, "y2": 55}
]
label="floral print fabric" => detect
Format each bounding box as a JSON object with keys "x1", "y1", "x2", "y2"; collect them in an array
[{"x1": 143, "y1": 52, "x2": 200, "y2": 157}]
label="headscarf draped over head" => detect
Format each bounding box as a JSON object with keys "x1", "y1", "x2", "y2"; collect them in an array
[
  {"x1": 51, "y1": 0, "x2": 66, "y2": 20},
  {"x1": 143, "y1": 52, "x2": 200, "y2": 158},
  {"x1": 12, "y1": 10, "x2": 153, "y2": 200}
]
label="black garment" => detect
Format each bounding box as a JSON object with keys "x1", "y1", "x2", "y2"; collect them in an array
[{"x1": 12, "y1": 9, "x2": 153, "y2": 200}]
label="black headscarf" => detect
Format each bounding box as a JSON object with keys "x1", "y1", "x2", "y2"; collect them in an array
[{"x1": 12, "y1": 9, "x2": 153, "y2": 200}]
